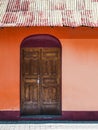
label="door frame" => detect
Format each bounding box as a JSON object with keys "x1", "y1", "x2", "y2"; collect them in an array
[{"x1": 20, "y1": 34, "x2": 62, "y2": 117}]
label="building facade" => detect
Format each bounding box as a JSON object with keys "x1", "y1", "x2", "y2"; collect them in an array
[{"x1": 0, "y1": 27, "x2": 98, "y2": 120}]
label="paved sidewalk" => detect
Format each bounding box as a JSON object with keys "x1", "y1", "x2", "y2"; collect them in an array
[{"x1": 0, "y1": 121, "x2": 98, "y2": 130}]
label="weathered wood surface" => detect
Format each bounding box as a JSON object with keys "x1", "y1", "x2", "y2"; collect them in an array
[{"x1": 21, "y1": 48, "x2": 61, "y2": 115}]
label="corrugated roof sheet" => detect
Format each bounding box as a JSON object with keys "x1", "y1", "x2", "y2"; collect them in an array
[{"x1": 0, "y1": 0, "x2": 98, "y2": 27}]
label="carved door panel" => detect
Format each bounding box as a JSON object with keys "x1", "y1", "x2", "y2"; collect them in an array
[
  {"x1": 21, "y1": 48, "x2": 41, "y2": 115},
  {"x1": 21, "y1": 48, "x2": 61, "y2": 115},
  {"x1": 41, "y1": 48, "x2": 61, "y2": 114}
]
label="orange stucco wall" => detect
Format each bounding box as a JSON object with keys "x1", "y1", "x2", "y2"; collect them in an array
[{"x1": 0, "y1": 27, "x2": 98, "y2": 111}]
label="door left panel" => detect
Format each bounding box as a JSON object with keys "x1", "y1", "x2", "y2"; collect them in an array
[{"x1": 21, "y1": 48, "x2": 40, "y2": 115}]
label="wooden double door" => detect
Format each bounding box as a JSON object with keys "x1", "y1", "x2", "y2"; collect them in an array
[{"x1": 20, "y1": 48, "x2": 61, "y2": 115}]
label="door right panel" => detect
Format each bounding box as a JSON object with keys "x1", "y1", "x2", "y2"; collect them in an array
[{"x1": 41, "y1": 48, "x2": 61, "y2": 115}]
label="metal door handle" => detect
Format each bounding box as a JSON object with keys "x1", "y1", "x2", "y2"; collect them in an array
[
  {"x1": 37, "y1": 75, "x2": 40, "y2": 84},
  {"x1": 37, "y1": 79, "x2": 40, "y2": 84}
]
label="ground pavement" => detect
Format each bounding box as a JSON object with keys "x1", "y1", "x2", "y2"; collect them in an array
[{"x1": 0, "y1": 121, "x2": 98, "y2": 130}]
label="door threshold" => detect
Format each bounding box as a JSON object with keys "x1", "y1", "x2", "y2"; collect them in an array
[{"x1": 20, "y1": 115, "x2": 62, "y2": 119}]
